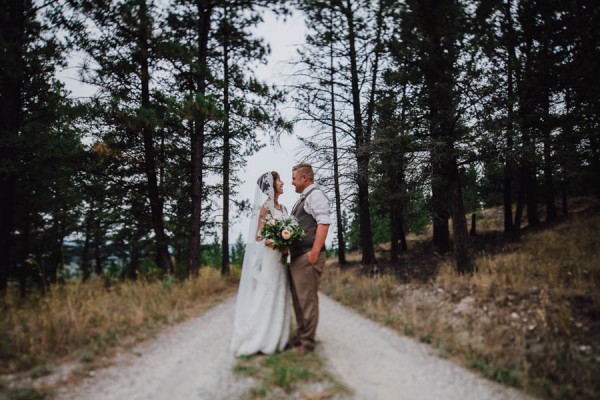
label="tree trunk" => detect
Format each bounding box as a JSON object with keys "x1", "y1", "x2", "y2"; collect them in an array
[
  {"x1": 390, "y1": 216, "x2": 399, "y2": 266},
  {"x1": 415, "y1": 0, "x2": 471, "y2": 271},
  {"x1": 390, "y1": 208, "x2": 406, "y2": 265},
  {"x1": 221, "y1": 9, "x2": 231, "y2": 276},
  {"x1": 0, "y1": 0, "x2": 26, "y2": 293},
  {"x1": 81, "y1": 200, "x2": 93, "y2": 281},
  {"x1": 449, "y1": 175, "x2": 474, "y2": 273},
  {"x1": 560, "y1": 90, "x2": 573, "y2": 216},
  {"x1": 124, "y1": 195, "x2": 143, "y2": 280},
  {"x1": 399, "y1": 220, "x2": 407, "y2": 252},
  {"x1": 126, "y1": 228, "x2": 142, "y2": 280},
  {"x1": 417, "y1": 0, "x2": 451, "y2": 254},
  {"x1": 188, "y1": 1, "x2": 213, "y2": 275},
  {"x1": 138, "y1": 0, "x2": 173, "y2": 274},
  {"x1": 542, "y1": 109, "x2": 557, "y2": 221},
  {"x1": 431, "y1": 163, "x2": 451, "y2": 253},
  {"x1": 396, "y1": 78, "x2": 409, "y2": 255},
  {"x1": 49, "y1": 224, "x2": 64, "y2": 285},
  {"x1": 589, "y1": 129, "x2": 600, "y2": 198},
  {"x1": 539, "y1": 18, "x2": 556, "y2": 222},
  {"x1": 503, "y1": 160, "x2": 515, "y2": 233},
  {"x1": 523, "y1": 146, "x2": 540, "y2": 227},
  {"x1": 518, "y1": 5, "x2": 540, "y2": 227},
  {"x1": 93, "y1": 198, "x2": 103, "y2": 275},
  {"x1": 342, "y1": 1, "x2": 375, "y2": 265},
  {"x1": 503, "y1": 0, "x2": 516, "y2": 234},
  {"x1": 519, "y1": 94, "x2": 540, "y2": 227},
  {"x1": 514, "y1": 169, "x2": 525, "y2": 233},
  {"x1": 328, "y1": 4, "x2": 346, "y2": 265},
  {"x1": 364, "y1": 0, "x2": 384, "y2": 147},
  {"x1": 18, "y1": 212, "x2": 33, "y2": 298}
]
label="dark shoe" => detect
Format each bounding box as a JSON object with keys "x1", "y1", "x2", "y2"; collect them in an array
[
  {"x1": 294, "y1": 345, "x2": 308, "y2": 356},
  {"x1": 295, "y1": 344, "x2": 316, "y2": 356},
  {"x1": 283, "y1": 342, "x2": 295, "y2": 351}
]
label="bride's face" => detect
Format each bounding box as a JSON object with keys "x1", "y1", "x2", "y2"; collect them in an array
[{"x1": 274, "y1": 178, "x2": 284, "y2": 195}]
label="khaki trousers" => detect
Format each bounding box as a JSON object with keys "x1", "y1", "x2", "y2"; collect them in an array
[{"x1": 289, "y1": 251, "x2": 326, "y2": 350}]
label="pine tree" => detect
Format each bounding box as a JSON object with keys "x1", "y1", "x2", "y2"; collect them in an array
[
  {"x1": 399, "y1": 0, "x2": 474, "y2": 273},
  {"x1": 68, "y1": 0, "x2": 174, "y2": 273},
  {"x1": 1, "y1": 0, "x2": 83, "y2": 293},
  {"x1": 295, "y1": 0, "x2": 392, "y2": 265}
]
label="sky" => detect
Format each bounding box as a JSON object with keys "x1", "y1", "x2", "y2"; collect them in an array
[
  {"x1": 57, "y1": 9, "x2": 333, "y2": 246},
  {"x1": 234, "y1": 10, "x2": 311, "y2": 242}
]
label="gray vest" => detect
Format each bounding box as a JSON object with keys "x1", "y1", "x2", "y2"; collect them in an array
[{"x1": 290, "y1": 188, "x2": 324, "y2": 258}]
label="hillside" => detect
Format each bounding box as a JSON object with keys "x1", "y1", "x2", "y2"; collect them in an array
[{"x1": 321, "y1": 197, "x2": 600, "y2": 400}]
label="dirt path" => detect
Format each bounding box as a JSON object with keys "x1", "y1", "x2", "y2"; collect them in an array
[
  {"x1": 318, "y1": 295, "x2": 532, "y2": 400},
  {"x1": 58, "y1": 294, "x2": 533, "y2": 400},
  {"x1": 57, "y1": 297, "x2": 252, "y2": 400}
]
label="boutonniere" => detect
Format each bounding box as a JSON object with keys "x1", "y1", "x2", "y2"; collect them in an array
[{"x1": 300, "y1": 194, "x2": 306, "y2": 201}]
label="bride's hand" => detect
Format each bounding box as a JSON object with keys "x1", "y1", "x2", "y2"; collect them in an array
[{"x1": 265, "y1": 240, "x2": 274, "y2": 249}]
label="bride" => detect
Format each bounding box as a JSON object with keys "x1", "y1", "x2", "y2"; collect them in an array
[{"x1": 230, "y1": 171, "x2": 291, "y2": 356}]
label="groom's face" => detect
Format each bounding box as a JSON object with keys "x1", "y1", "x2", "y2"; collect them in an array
[{"x1": 291, "y1": 170, "x2": 306, "y2": 193}]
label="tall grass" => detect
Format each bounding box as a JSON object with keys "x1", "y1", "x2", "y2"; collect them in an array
[
  {"x1": 0, "y1": 268, "x2": 232, "y2": 373},
  {"x1": 438, "y1": 212, "x2": 600, "y2": 293}
]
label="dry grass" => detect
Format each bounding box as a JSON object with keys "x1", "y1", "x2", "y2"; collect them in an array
[
  {"x1": 321, "y1": 198, "x2": 600, "y2": 400},
  {"x1": 0, "y1": 267, "x2": 234, "y2": 375},
  {"x1": 439, "y1": 208, "x2": 600, "y2": 293}
]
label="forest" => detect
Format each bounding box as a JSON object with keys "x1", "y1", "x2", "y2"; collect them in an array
[{"x1": 1, "y1": 0, "x2": 598, "y2": 293}]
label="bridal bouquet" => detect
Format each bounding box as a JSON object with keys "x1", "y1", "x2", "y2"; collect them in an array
[{"x1": 259, "y1": 214, "x2": 306, "y2": 264}]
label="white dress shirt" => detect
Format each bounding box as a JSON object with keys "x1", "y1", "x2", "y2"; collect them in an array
[{"x1": 299, "y1": 184, "x2": 331, "y2": 225}]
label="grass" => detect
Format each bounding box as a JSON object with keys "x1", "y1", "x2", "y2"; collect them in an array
[
  {"x1": 234, "y1": 350, "x2": 349, "y2": 399},
  {"x1": 0, "y1": 382, "x2": 48, "y2": 400},
  {"x1": 321, "y1": 197, "x2": 600, "y2": 400},
  {"x1": 437, "y1": 211, "x2": 600, "y2": 292},
  {"x1": 0, "y1": 267, "x2": 235, "y2": 396}
]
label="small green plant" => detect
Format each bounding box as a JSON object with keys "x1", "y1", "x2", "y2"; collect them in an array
[
  {"x1": 403, "y1": 323, "x2": 416, "y2": 336},
  {"x1": 264, "y1": 353, "x2": 314, "y2": 391},
  {"x1": 233, "y1": 364, "x2": 258, "y2": 376},
  {"x1": 28, "y1": 364, "x2": 53, "y2": 379},
  {"x1": 233, "y1": 350, "x2": 349, "y2": 399},
  {"x1": 419, "y1": 333, "x2": 434, "y2": 344}
]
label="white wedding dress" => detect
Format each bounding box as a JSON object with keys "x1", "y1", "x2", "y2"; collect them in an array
[{"x1": 230, "y1": 202, "x2": 291, "y2": 356}]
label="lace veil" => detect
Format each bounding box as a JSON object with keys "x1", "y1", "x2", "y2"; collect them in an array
[{"x1": 231, "y1": 172, "x2": 276, "y2": 350}]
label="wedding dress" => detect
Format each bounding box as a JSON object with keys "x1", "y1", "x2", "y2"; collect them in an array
[{"x1": 230, "y1": 173, "x2": 291, "y2": 356}]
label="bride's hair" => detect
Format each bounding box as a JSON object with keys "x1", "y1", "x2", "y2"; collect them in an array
[{"x1": 257, "y1": 171, "x2": 280, "y2": 196}]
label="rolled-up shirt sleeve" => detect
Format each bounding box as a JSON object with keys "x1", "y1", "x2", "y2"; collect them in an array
[{"x1": 305, "y1": 189, "x2": 331, "y2": 225}]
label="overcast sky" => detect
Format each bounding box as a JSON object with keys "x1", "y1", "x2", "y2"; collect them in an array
[{"x1": 236, "y1": 10, "x2": 311, "y2": 242}]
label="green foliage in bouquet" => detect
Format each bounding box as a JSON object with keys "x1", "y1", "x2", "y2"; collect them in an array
[{"x1": 259, "y1": 214, "x2": 306, "y2": 264}]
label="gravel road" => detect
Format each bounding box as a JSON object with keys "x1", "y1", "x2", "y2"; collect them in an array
[
  {"x1": 58, "y1": 294, "x2": 533, "y2": 400},
  {"x1": 318, "y1": 295, "x2": 532, "y2": 400}
]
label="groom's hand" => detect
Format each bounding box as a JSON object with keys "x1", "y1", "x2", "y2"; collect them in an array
[{"x1": 307, "y1": 250, "x2": 318, "y2": 264}]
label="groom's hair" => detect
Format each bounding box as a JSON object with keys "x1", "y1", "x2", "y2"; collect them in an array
[{"x1": 293, "y1": 163, "x2": 314, "y2": 181}]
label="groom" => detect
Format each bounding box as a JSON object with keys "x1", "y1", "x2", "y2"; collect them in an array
[{"x1": 289, "y1": 163, "x2": 331, "y2": 355}]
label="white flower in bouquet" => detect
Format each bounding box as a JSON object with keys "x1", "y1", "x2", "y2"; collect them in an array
[{"x1": 259, "y1": 215, "x2": 306, "y2": 265}]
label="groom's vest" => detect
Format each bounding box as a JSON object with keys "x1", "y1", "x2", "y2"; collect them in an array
[{"x1": 290, "y1": 188, "x2": 324, "y2": 258}]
